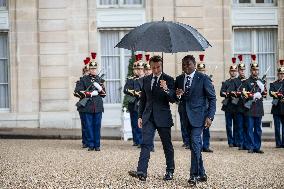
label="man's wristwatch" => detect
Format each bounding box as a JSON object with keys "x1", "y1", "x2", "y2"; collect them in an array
[{"x1": 208, "y1": 117, "x2": 213, "y2": 121}]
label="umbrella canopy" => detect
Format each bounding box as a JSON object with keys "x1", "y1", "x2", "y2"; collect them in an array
[{"x1": 115, "y1": 20, "x2": 211, "y2": 53}]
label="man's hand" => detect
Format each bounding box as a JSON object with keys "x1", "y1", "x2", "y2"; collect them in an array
[
  {"x1": 160, "y1": 80, "x2": 168, "y2": 91},
  {"x1": 138, "y1": 118, "x2": 142, "y2": 128},
  {"x1": 204, "y1": 117, "x2": 212, "y2": 128},
  {"x1": 176, "y1": 89, "x2": 184, "y2": 97}
]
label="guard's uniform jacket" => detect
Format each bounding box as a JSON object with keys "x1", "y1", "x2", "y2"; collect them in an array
[
  {"x1": 123, "y1": 76, "x2": 141, "y2": 112},
  {"x1": 75, "y1": 74, "x2": 104, "y2": 113},
  {"x1": 220, "y1": 78, "x2": 238, "y2": 113},
  {"x1": 243, "y1": 76, "x2": 265, "y2": 117},
  {"x1": 232, "y1": 76, "x2": 247, "y2": 113},
  {"x1": 270, "y1": 79, "x2": 284, "y2": 115}
]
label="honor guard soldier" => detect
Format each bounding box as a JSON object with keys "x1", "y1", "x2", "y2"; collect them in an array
[
  {"x1": 220, "y1": 58, "x2": 239, "y2": 147},
  {"x1": 123, "y1": 54, "x2": 144, "y2": 148},
  {"x1": 270, "y1": 60, "x2": 284, "y2": 148},
  {"x1": 144, "y1": 54, "x2": 152, "y2": 76},
  {"x1": 231, "y1": 55, "x2": 249, "y2": 150},
  {"x1": 74, "y1": 52, "x2": 106, "y2": 151},
  {"x1": 73, "y1": 57, "x2": 90, "y2": 148},
  {"x1": 196, "y1": 54, "x2": 213, "y2": 153},
  {"x1": 242, "y1": 54, "x2": 266, "y2": 154}
]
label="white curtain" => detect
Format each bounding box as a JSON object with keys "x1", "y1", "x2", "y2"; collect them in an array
[
  {"x1": 99, "y1": 0, "x2": 118, "y2": 5},
  {"x1": 0, "y1": 33, "x2": 8, "y2": 108},
  {"x1": 256, "y1": 0, "x2": 274, "y2": 3},
  {"x1": 234, "y1": 28, "x2": 277, "y2": 83},
  {"x1": 101, "y1": 31, "x2": 121, "y2": 103},
  {"x1": 123, "y1": 0, "x2": 142, "y2": 5}
]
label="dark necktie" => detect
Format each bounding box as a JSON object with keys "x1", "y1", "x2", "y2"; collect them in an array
[
  {"x1": 185, "y1": 76, "x2": 191, "y2": 94},
  {"x1": 152, "y1": 76, "x2": 158, "y2": 91}
]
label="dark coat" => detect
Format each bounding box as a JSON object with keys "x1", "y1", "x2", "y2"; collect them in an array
[
  {"x1": 220, "y1": 78, "x2": 238, "y2": 113},
  {"x1": 138, "y1": 73, "x2": 175, "y2": 128},
  {"x1": 232, "y1": 77, "x2": 247, "y2": 113},
  {"x1": 269, "y1": 80, "x2": 284, "y2": 115},
  {"x1": 123, "y1": 76, "x2": 141, "y2": 112},
  {"x1": 74, "y1": 74, "x2": 104, "y2": 113}
]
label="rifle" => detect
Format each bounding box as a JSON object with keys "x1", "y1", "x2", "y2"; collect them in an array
[{"x1": 271, "y1": 81, "x2": 284, "y2": 106}]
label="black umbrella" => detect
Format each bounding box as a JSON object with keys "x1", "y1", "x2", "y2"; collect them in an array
[{"x1": 115, "y1": 20, "x2": 211, "y2": 53}]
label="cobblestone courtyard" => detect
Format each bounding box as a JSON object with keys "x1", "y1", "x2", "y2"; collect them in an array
[{"x1": 1, "y1": 139, "x2": 284, "y2": 188}]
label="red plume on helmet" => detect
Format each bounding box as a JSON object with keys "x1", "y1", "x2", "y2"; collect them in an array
[
  {"x1": 280, "y1": 60, "x2": 284, "y2": 66},
  {"x1": 84, "y1": 57, "x2": 90, "y2": 65},
  {"x1": 138, "y1": 54, "x2": 143, "y2": 60},
  {"x1": 145, "y1": 54, "x2": 150, "y2": 61},
  {"x1": 232, "y1": 57, "x2": 236, "y2": 64},
  {"x1": 251, "y1": 54, "x2": 256, "y2": 61},
  {"x1": 199, "y1": 54, "x2": 205, "y2": 62},
  {"x1": 91, "y1": 52, "x2": 97, "y2": 60},
  {"x1": 135, "y1": 55, "x2": 139, "y2": 61},
  {"x1": 238, "y1": 55, "x2": 243, "y2": 62}
]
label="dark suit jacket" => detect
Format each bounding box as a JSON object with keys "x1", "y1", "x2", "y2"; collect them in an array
[
  {"x1": 175, "y1": 71, "x2": 216, "y2": 127},
  {"x1": 138, "y1": 73, "x2": 175, "y2": 127}
]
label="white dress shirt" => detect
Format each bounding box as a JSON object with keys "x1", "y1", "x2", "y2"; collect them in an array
[{"x1": 183, "y1": 70, "x2": 196, "y2": 91}]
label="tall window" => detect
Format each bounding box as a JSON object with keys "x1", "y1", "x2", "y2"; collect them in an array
[
  {"x1": 98, "y1": 0, "x2": 143, "y2": 7},
  {"x1": 233, "y1": 0, "x2": 276, "y2": 5},
  {"x1": 100, "y1": 30, "x2": 131, "y2": 104},
  {"x1": 234, "y1": 28, "x2": 277, "y2": 85},
  {"x1": 0, "y1": 33, "x2": 9, "y2": 109},
  {"x1": 0, "y1": 0, "x2": 6, "y2": 9}
]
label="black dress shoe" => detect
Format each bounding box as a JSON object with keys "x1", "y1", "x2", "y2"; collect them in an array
[
  {"x1": 254, "y1": 149, "x2": 264, "y2": 154},
  {"x1": 151, "y1": 148, "x2": 155, "y2": 152},
  {"x1": 197, "y1": 174, "x2": 208, "y2": 182},
  {"x1": 185, "y1": 145, "x2": 191, "y2": 150},
  {"x1": 229, "y1": 144, "x2": 234, "y2": 147},
  {"x1": 82, "y1": 144, "x2": 88, "y2": 148},
  {"x1": 163, "y1": 172, "x2": 174, "y2": 181},
  {"x1": 133, "y1": 143, "x2": 138, "y2": 146},
  {"x1": 128, "y1": 171, "x2": 146, "y2": 181},
  {"x1": 248, "y1": 149, "x2": 254, "y2": 153},
  {"x1": 182, "y1": 144, "x2": 187, "y2": 147},
  {"x1": 276, "y1": 146, "x2": 282, "y2": 148},
  {"x1": 188, "y1": 177, "x2": 197, "y2": 186},
  {"x1": 95, "y1": 147, "x2": 100, "y2": 151},
  {"x1": 137, "y1": 144, "x2": 141, "y2": 148},
  {"x1": 88, "y1": 147, "x2": 94, "y2": 151},
  {"x1": 203, "y1": 148, "x2": 213, "y2": 153},
  {"x1": 238, "y1": 147, "x2": 247, "y2": 150}
]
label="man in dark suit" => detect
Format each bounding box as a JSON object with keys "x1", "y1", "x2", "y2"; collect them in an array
[
  {"x1": 175, "y1": 55, "x2": 216, "y2": 185},
  {"x1": 128, "y1": 55, "x2": 176, "y2": 181}
]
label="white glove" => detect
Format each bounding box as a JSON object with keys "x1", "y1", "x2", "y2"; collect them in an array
[
  {"x1": 256, "y1": 80, "x2": 264, "y2": 93},
  {"x1": 253, "y1": 92, "x2": 262, "y2": 100},
  {"x1": 91, "y1": 90, "x2": 99, "y2": 97},
  {"x1": 93, "y1": 82, "x2": 102, "y2": 92}
]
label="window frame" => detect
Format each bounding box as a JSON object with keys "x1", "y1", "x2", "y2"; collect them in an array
[
  {"x1": 0, "y1": 0, "x2": 7, "y2": 10},
  {"x1": 0, "y1": 31, "x2": 10, "y2": 111},
  {"x1": 98, "y1": 29, "x2": 132, "y2": 105},
  {"x1": 97, "y1": 0, "x2": 144, "y2": 9},
  {"x1": 233, "y1": 0, "x2": 277, "y2": 7},
  {"x1": 232, "y1": 27, "x2": 278, "y2": 100}
]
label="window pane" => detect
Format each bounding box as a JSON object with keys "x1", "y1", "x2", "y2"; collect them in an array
[
  {"x1": 256, "y1": 29, "x2": 277, "y2": 82},
  {"x1": 234, "y1": 29, "x2": 252, "y2": 53},
  {"x1": 103, "y1": 81, "x2": 121, "y2": 103},
  {"x1": 239, "y1": 0, "x2": 251, "y2": 3},
  {"x1": 0, "y1": 34, "x2": 7, "y2": 58},
  {"x1": 0, "y1": 0, "x2": 6, "y2": 7},
  {"x1": 123, "y1": 0, "x2": 142, "y2": 5},
  {"x1": 0, "y1": 84, "x2": 8, "y2": 108},
  {"x1": 256, "y1": 0, "x2": 274, "y2": 3},
  {"x1": 0, "y1": 60, "x2": 8, "y2": 83},
  {"x1": 99, "y1": 0, "x2": 118, "y2": 5}
]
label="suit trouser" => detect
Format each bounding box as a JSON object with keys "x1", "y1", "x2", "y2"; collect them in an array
[
  {"x1": 202, "y1": 127, "x2": 210, "y2": 149},
  {"x1": 236, "y1": 112, "x2": 249, "y2": 149},
  {"x1": 79, "y1": 112, "x2": 87, "y2": 146},
  {"x1": 225, "y1": 112, "x2": 238, "y2": 146},
  {"x1": 247, "y1": 116, "x2": 262, "y2": 151},
  {"x1": 137, "y1": 115, "x2": 175, "y2": 176},
  {"x1": 273, "y1": 114, "x2": 284, "y2": 147},
  {"x1": 179, "y1": 110, "x2": 190, "y2": 146},
  {"x1": 183, "y1": 114, "x2": 205, "y2": 177},
  {"x1": 85, "y1": 112, "x2": 102, "y2": 148},
  {"x1": 130, "y1": 111, "x2": 142, "y2": 145}
]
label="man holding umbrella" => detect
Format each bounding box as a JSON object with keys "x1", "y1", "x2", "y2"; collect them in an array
[
  {"x1": 128, "y1": 55, "x2": 176, "y2": 181},
  {"x1": 175, "y1": 55, "x2": 216, "y2": 185}
]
